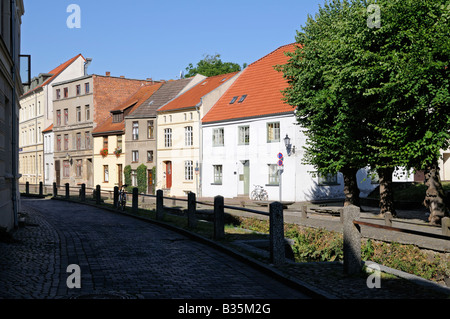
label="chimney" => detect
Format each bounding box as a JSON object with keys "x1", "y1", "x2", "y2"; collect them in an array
[
  {"x1": 120, "y1": 75, "x2": 125, "y2": 78},
  {"x1": 105, "y1": 71, "x2": 111, "y2": 77}
]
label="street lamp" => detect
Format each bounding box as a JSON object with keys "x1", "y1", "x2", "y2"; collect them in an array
[{"x1": 284, "y1": 134, "x2": 295, "y2": 156}]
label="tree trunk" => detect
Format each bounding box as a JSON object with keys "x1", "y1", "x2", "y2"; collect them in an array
[
  {"x1": 342, "y1": 167, "x2": 360, "y2": 207},
  {"x1": 423, "y1": 162, "x2": 448, "y2": 225},
  {"x1": 378, "y1": 167, "x2": 396, "y2": 217}
]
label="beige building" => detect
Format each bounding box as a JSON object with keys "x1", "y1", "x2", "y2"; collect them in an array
[
  {"x1": 52, "y1": 72, "x2": 154, "y2": 188},
  {"x1": 19, "y1": 54, "x2": 86, "y2": 185},
  {"x1": 0, "y1": 0, "x2": 25, "y2": 231},
  {"x1": 156, "y1": 72, "x2": 241, "y2": 197}
]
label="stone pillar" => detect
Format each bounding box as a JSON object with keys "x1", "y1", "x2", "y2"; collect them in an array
[
  {"x1": 442, "y1": 217, "x2": 450, "y2": 236},
  {"x1": 214, "y1": 195, "x2": 225, "y2": 240},
  {"x1": 301, "y1": 205, "x2": 308, "y2": 219},
  {"x1": 385, "y1": 212, "x2": 393, "y2": 227},
  {"x1": 156, "y1": 189, "x2": 164, "y2": 220},
  {"x1": 270, "y1": 202, "x2": 285, "y2": 265},
  {"x1": 343, "y1": 205, "x2": 361, "y2": 274},
  {"x1": 187, "y1": 192, "x2": 197, "y2": 228}
]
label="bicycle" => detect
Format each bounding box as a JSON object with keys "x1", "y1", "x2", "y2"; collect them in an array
[
  {"x1": 251, "y1": 185, "x2": 268, "y2": 201},
  {"x1": 117, "y1": 184, "x2": 127, "y2": 211}
]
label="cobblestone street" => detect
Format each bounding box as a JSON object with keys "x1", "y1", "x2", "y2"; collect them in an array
[{"x1": 0, "y1": 198, "x2": 310, "y2": 300}]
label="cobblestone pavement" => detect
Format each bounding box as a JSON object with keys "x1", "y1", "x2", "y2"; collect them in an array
[{"x1": 0, "y1": 198, "x2": 310, "y2": 300}]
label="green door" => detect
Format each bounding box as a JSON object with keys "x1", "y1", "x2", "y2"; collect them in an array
[{"x1": 243, "y1": 160, "x2": 250, "y2": 195}]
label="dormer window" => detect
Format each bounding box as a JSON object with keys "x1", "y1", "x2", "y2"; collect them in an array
[{"x1": 112, "y1": 112, "x2": 123, "y2": 123}]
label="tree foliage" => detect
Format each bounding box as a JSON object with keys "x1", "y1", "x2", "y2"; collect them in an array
[{"x1": 184, "y1": 54, "x2": 244, "y2": 78}]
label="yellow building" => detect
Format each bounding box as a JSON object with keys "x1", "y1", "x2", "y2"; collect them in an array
[{"x1": 92, "y1": 83, "x2": 162, "y2": 191}]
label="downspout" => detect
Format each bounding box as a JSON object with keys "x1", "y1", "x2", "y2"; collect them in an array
[
  {"x1": 10, "y1": 0, "x2": 19, "y2": 228},
  {"x1": 195, "y1": 99, "x2": 202, "y2": 198}
]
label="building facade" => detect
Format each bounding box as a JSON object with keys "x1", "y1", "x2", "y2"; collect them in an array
[
  {"x1": 92, "y1": 83, "x2": 162, "y2": 191},
  {"x1": 124, "y1": 76, "x2": 201, "y2": 194},
  {"x1": 156, "y1": 72, "x2": 240, "y2": 197},
  {"x1": 0, "y1": 0, "x2": 25, "y2": 231},
  {"x1": 19, "y1": 54, "x2": 86, "y2": 185},
  {"x1": 52, "y1": 73, "x2": 154, "y2": 188}
]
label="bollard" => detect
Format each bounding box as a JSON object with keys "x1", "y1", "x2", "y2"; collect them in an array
[
  {"x1": 339, "y1": 208, "x2": 344, "y2": 223},
  {"x1": 96, "y1": 185, "x2": 101, "y2": 204},
  {"x1": 113, "y1": 186, "x2": 119, "y2": 208},
  {"x1": 39, "y1": 182, "x2": 43, "y2": 196},
  {"x1": 156, "y1": 189, "x2": 164, "y2": 220},
  {"x1": 213, "y1": 195, "x2": 225, "y2": 240},
  {"x1": 301, "y1": 205, "x2": 308, "y2": 220},
  {"x1": 53, "y1": 182, "x2": 57, "y2": 197},
  {"x1": 80, "y1": 184, "x2": 86, "y2": 202},
  {"x1": 187, "y1": 192, "x2": 197, "y2": 229},
  {"x1": 343, "y1": 205, "x2": 361, "y2": 275},
  {"x1": 25, "y1": 182, "x2": 29, "y2": 195},
  {"x1": 132, "y1": 187, "x2": 138, "y2": 213},
  {"x1": 65, "y1": 183, "x2": 70, "y2": 199},
  {"x1": 442, "y1": 217, "x2": 450, "y2": 236},
  {"x1": 385, "y1": 212, "x2": 393, "y2": 227},
  {"x1": 270, "y1": 201, "x2": 285, "y2": 265}
]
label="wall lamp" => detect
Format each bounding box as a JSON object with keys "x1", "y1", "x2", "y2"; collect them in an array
[{"x1": 284, "y1": 134, "x2": 295, "y2": 156}]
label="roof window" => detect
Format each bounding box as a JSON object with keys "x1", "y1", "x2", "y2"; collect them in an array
[
  {"x1": 238, "y1": 95, "x2": 247, "y2": 103},
  {"x1": 229, "y1": 96, "x2": 238, "y2": 104}
]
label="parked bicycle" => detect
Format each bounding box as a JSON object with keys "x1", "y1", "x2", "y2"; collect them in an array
[
  {"x1": 118, "y1": 184, "x2": 128, "y2": 211},
  {"x1": 251, "y1": 185, "x2": 268, "y2": 201}
]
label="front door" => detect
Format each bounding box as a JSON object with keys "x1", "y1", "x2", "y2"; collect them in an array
[
  {"x1": 165, "y1": 161, "x2": 172, "y2": 189},
  {"x1": 117, "y1": 164, "x2": 123, "y2": 187},
  {"x1": 243, "y1": 160, "x2": 250, "y2": 195},
  {"x1": 55, "y1": 160, "x2": 60, "y2": 186},
  {"x1": 148, "y1": 169, "x2": 153, "y2": 194}
]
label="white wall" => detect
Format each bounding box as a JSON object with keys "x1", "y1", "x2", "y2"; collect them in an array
[{"x1": 43, "y1": 132, "x2": 54, "y2": 185}]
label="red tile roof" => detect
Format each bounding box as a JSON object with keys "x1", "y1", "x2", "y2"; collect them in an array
[
  {"x1": 202, "y1": 44, "x2": 299, "y2": 124},
  {"x1": 22, "y1": 54, "x2": 85, "y2": 97},
  {"x1": 157, "y1": 72, "x2": 240, "y2": 112},
  {"x1": 42, "y1": 124, "x2": 53, "y2": 133},
  {"x1": 92, "y1": 83, "x2": 162, "y2": 135}
]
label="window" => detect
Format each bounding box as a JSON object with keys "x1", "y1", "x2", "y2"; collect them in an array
[
  {"x1": 132, "y1": 121, "x2": 139, "y2": 140},
  {"x1": 131, "y1": 170, "x2": 137, "y2": 187},
  {"x1": 213, "y1": 165, "x2": 223, "y2": 184},
  {"x1": 76, "y1": 159, "x2": 82, "y2": 177},
  {"x1": 76, "y1": 133, "x2": 81, "y2": 150},
  {"x1": 56, "y1": 89, "x2": 61, "y2": 100},
  {"x1": 64, "y1": 87, "x2": 68, "y2": 98},
  {"x1": 38, "y1": 101, "x2": 41, "y2": 115},
  {"x1": 64, "y1": 109, "x2": 69, "y2": 125},
  {"x1": 132, "y1": 150, "x2": 139, "y2": 162},
  {"x1": 185, "y1": 161, "x2": 193, "y2": 181},
  {"x1": 63, "y1": 160, "x2": 70, "y2": 177},
  {"x1": 185, "y1": 126, "x2": 193, "y2": 146},
  {"x1": 103, "y1": 136, "x2": 108, "y2": 150},
  {"x1": 85, "y1": 82, "x2": 90, "y2": 94},
  {"x1": 229, "y1": 96, "x2": 238, "y2": 104},
  {"x1": 268, "y1": 164, "x2": 279, "y2": 185},
  {"x1": 76, "y1": 85, "x2": 81, "y2": 96},
  {"x1": 103, "y1": 165, "x2": 109, "y2": 182},
  {"x1": 147, "y1": 120, "x2": 154, "y2": 139},
  {"x1": 38, "y1": 127, "x2": 41, "y2": 142},
  {"x1": 113, "y1": 113, "x2": 123, "y2": 123},
  {"x1": 117, "y1": 135, "x2": 122, "y2": 149},
  {"x1": 85, "y1": 105, "x2": 90, "y2": 121},
  {"x1": 147, "y1": 151, "x2": 153, "y2": 163},
  {"x1": 56, "y1": 135, "x2": 61, "y2": 151},
  {"x1": 190, "y1": 112, "x2": 193, "y2": 120},
  {"x1": 164, "y1": 128, "x2": 172, "y2": 147},
  {"x1": 56, "y1": 110, "x2": 61, "y2": 126},
  {"x1": 76, "y1": 106, "x2": 81, "y2": 122},
  {"x1": 267, "y1": 122, "x2": 280, "y2": 143},
  {"x1": 238, "y1": 126, "x2": 250, "y2": 145},
  {"x1": 85, "y1": 132, "x2": 91, "y2": 149},
  {"x1": 212, "y1": 128, "x2": 224, "y2": 146},
  {"x1": 64, "y1": 134, "x2": 69, "y2": 150},
  {"x1": 238, "y1": 95, "x2": 247, "y2": 103},
  {"x1": 318, "y1": 173, "x2": 339, "y2": 186}
]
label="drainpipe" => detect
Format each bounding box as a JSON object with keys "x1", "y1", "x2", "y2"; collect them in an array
[
  {"x1": 195, "y1": 99, "x2": 202, "y2": 198},
  {"x1": 10, "y1": 0, "x2": 19, "y2": 228}
]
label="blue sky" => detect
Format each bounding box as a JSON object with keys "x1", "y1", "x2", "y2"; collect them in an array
[{"x1": 21, "y1": 0, "x2": 324, "y2": 81}]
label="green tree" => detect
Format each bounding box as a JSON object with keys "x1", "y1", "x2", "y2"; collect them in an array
[
  {"x1": 184, "y1": 54, "x2": 244, "y2": 78},
  {"x1": 136, "y1": 164, "x2": 147, "y2": 194},
  {"x1": 278, "y1": 0, "x2": 450, "y2": 223},
  {"x1": 124, "y1": 165, "x2": 133, "y2": 193}
]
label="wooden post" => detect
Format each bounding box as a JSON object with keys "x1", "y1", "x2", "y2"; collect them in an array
[
  {"x1": 132, "y1": 187, "x2": 138, "y2": 213},
  {"x1": 156, "y1": 189, "x2": 164, "y2": 220},
  {"x1": 25, "y1": 182, "x2": 29, "y2": 195},
  {"x1": 442, "y1": 217, "x2": 450, "y2": 236},
  {"x1": 214, "y1": 195, "x2": 225, "y2": 240},
  {"x1": 53, "y1": 182, "x2": 57, "y2": 197},
  {"x1": 80, "y1": 184, "x2": 86, "y2": 202},
  {"x1": 343, "y1": 205, "x2": 361, "y2": 275},
  {"x1": 39, "y1": 182, "x2": 43, "y2": 196},
  {"x1": 187, "y1": 192, "x2": 197, "y2": 229},
  {"x1": 113, "y1": 186, "x2": 119, "y2": 208},
  {"x1": 65, "y1": 183, "x2": 70, "y2": 199},
  {"x1": 270, "y1": 201, "x2": 285, "y2": 265},
  {"x1": 96, "y1": 185, "x2": 101, "y2": 205}
]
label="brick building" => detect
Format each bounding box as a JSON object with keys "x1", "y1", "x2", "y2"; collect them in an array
[{"x1": 52, "y1": 72, "x2": 154, "y2": 187}]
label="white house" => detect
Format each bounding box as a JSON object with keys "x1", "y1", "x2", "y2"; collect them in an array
[
  {"x1": 201, "y1": 44, "x2": 377, "y2": 202},
  {"x1": 42, "y1": 125, "x2": 54, "y2": 186}
]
